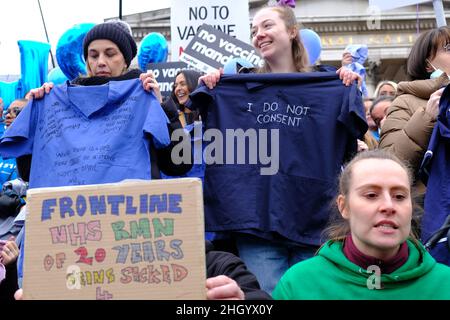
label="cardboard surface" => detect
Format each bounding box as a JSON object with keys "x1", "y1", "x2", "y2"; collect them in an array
[{"x1": 23, "y1": 178, "x2": 206, "y2": 300}]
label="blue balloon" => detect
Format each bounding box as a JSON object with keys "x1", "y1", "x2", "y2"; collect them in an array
[
  {"x1": 48, "y1": 67, "x2": 69, "y2": 85},
  {"x1": 138, "y1": 33, "x2": 168, "y2": 71},
  {"x1": 56, "y1": 23, "x2": 95, "y2": 80},
  {"x1": 19, "y1": 40, "x2": 51, "y2": 95},
  {"x1": 0, "y1": 40, "x2": 50, "y2": 107},
  {"x1": 300, "y1": 29, "x2": 322, "y2": 64},
  {"x1": 0, "y1": 81, "x2": 20, "y2": 109},
  {"x1": 223, "y1": 57, "x2": 254, "y2": 74}
]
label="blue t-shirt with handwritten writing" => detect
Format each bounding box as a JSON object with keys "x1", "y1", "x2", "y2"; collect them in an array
[
  {"x1": 190, "y1": 72, "x2": 367, "y2": 246},
  {"x1": 0, "y1": 78, "x2": 170, "y2": 188}
]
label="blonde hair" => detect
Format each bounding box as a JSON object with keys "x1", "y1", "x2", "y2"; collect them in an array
[
  {"x1": 373, "y1": 80, "x2": 398, "y2": 98},
  {"x1": 363, "y1": 132, "x2": 378, "y2": 150},
  {"x1": 256, "y1": 5, "x2": 311, "y2": 73}
]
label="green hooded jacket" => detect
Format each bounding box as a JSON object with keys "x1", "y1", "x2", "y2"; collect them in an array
[{"x1": 273, "y1": 239, "x2": 450, "y2": 300}]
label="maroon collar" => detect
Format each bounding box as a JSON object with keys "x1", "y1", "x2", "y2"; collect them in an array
[{"x1": 343, "y1": 234, "x2": 409, "y2": 274}]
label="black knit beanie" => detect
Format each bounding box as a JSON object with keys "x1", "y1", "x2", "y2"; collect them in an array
[{"x1": 83, "y1": 21, "x2": 137, "y2": 67}]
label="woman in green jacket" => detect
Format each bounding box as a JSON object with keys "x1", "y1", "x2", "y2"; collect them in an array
[{"x1": 273, "y1": 149, "x2": 450, "y2": 300}]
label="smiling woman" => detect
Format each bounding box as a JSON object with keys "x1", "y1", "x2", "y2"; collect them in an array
[
  {"x1": 273, "y1": 149, "x2": 450, "y2": 300},
  {"x1": 167, "y1": 69, "x2": 202, "y2": 127},
  {"x1": 194, "y1": 4, "x2": 365, "y2": 296}
]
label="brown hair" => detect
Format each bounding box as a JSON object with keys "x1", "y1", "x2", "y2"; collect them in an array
[
  {"x1": 407, "y1": 26, "x2": 450, "y2": 80},
  {"x1": 369, "y1": 95, "x2": 394, "y2": 115},
  {"x1": 324, "y1": 149, "x2": 420, "y2": 243},
  {"x1": 255, "y1": 5, "x2": 310, "y2": 73}
]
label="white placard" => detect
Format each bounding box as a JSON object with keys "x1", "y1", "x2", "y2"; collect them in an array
[
  {"x1": 170, "y1": 0, "x2": 250, "y2": 61},
  {"x1": 369, "y1": 0, "x2": 430, "y2": 11}
]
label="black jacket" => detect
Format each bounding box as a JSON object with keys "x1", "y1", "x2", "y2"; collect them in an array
[
  {"x1": 17, "y1": 69, "x2": 192, "y2": 181},
  {"x1": 205, "y1": 241, "x2": 272, "y2": 300},
  {"x1": 0, "y1": 262, "x2": 18, "y2": 301}
]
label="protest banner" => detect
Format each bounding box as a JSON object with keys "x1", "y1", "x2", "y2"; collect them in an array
[
  {"x1": 146, "y1": 61, "x2": 194, "y2": 99},
  {"x1": 170, "y1": 0, "x2": 250, "y2": 61},
  {"x1": 179, "y1": 24, "x2": 263, "y2": 74},
  {"x1": 22, "y1": 178, "x2": 206, "y2": 300}
]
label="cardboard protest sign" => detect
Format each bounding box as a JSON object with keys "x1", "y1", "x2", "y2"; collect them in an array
[
  {"x1": 180, "y1": 24, "x2": 263, "y2": 74},
  {"x1": 170, "y1": 0, "x2": 250, "y2": 61},
  {"x1": 146, "y1": 62, "x2": 197, "y2": 100},
  {"x1": 23, "y1": 178, "x2": 206, "y2": 300}
]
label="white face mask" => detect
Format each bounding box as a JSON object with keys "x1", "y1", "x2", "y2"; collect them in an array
[
  {"x1": 428, "y1": 60, "x2": 447, "y2": 79},
  {"x1": 431, "y1": 69, "x2": 444, "y2": 79}
]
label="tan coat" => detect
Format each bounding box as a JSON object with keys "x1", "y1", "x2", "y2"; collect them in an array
[{"x1": 379, "y1": 74, "x2": 449, "y2": 173}]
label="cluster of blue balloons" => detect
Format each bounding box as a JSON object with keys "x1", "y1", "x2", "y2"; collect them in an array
[{"x1": 53, "y1": 23, "x2": 169, "y2": 81}]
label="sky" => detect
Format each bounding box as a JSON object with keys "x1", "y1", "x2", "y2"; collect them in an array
[{"x1": 0, "y1": 0, "x2": 171, "y2": 75}]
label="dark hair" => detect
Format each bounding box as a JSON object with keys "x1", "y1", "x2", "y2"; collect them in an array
[
  {"x1": 369, "y1": 95, "x2": 394, "y2": 115},
  {"x1": 323, "y1": 149, "x2": 419, "y2": 242},
  {"x1": 171, "y1": 69, "x2": 202, "y2": 100},
  {"x1": 170, "y1": 69, "x2": 202, "y2": 123},
  {"x1": 8, "y1": 98, "x2": 28, "y2": 112},
  {"x1": 407, "y1": 26, "x2": 450, "y2": 80}
]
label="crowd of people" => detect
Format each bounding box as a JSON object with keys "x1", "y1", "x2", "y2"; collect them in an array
[{"x1": 1, "y1": 3, "x2": 450, "y2": 300}]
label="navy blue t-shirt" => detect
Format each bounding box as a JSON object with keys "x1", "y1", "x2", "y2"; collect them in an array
[
  {"x1": 0, "y1": 78, "x2": 170, "y2": 188},
  {"x1": 190, "y1": 72, "x2": 367, "y2": 246},
  {"x1": 420, "y1": 84, "x2": 450, "y2": 265}
]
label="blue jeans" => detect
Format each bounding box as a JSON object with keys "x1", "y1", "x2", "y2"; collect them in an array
[{"x1": 235, "y1": 233, "x2": 318, "y2": 295}]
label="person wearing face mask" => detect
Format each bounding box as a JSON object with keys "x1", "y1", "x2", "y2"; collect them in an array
[
  {"x1": 379, "y1": 27, "x2": 450, "y2": 249},
  {"x1": 379, "y1": 27, "x2": 450, "y2": 184}
]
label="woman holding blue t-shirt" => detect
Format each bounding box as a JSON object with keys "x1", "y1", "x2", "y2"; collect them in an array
[
  {"x1": 197, "y1": 4, "x2": 363, "y2": 295},
  {"x1": 26, "y1": 20, "x2": 191, "y2": 180}
]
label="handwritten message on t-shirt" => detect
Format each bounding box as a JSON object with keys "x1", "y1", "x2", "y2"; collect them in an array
[
  {"x1": 0, "y1": 79, "x2": 171, "y2": 188},
  {"x1": 246, "y1": 101, "x2": 311, "y2": 128}
]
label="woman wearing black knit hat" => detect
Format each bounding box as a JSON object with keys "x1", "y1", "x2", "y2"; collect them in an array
[
  {"x1": 82, "y1": 20, "x2": 137, "y2": 76},
  {"x1": 25, "y1": 20, "x2": 190, "y2": 178},
  {"x1": 33, "y1": 21, "x2": 162, "y2": 101}
]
